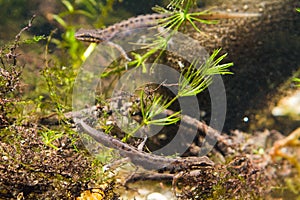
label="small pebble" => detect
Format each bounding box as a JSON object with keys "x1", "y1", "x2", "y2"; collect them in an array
[
  {"x1": 243, "y1": 5, "x2": 249, "y2": 11},
  {"x1": 147, "y1": 192, "x2": 167, "y2": 200}
]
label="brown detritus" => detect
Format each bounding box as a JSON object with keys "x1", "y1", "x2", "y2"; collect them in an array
[
  {"x1": 270, "y1": 127, "x2": 300, "y2": 174},
  {"x1": 124, "y1": 156, "x2": 267, "y2": 199},
  {"x1": 0, "y1": 15, "x2": 36, "y2": 128},
  {"x1": 0, "y1": 125, "x2": 96, "y2": 199},
  {"x1": 173, "y1": 156, "x2": 265, "y2": 199}
]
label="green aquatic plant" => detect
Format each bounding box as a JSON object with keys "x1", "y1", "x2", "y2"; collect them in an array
[
  {"x1": 87, "y1": 0, "x2": 234, "y2": 141},
  {"x1": 153, "y1": 3, "x2": 218, "y2": 33},
  {"x1": 51, "y1": 0, "x2": 116, "y2": 66},
  {"x1": 0, "y1": 16, "x2": 46, "y2": 126},
  {"x1": 120, "y1": 49, "x2": 232, "y2": 140},
  {"x1": 39, "y1": 127, "x2": 63, "y2": 150},
  {"x1": 98, "y1": 0, "x2": 223, "y2": 77},
  {"x1": 40, "y1": 0, "x2": 117, "y2": 116},
  {"x1": 125, "y1": 1, "x2": 219, "y2": 70},
  {"x1": 140, "y1": 92, "x2": 181, "y2": 126},
  {"x1": 178, "y1": 49, "x2": 233, "y2": 97},
  {"x1": 166, "y1": 0, "x2": 197, "y2": 10},
  {"x1": 123, "y1": 1, "x2": 232, "y2": 137},
  {"x1": 293, "y1": 77, "x2": 300, "y2": 87}
]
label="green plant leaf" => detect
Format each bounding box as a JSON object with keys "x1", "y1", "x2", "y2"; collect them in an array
[
  {"x1": 23, "y1": 35, "x2": 47, "y2": 44},
  {"x1": 62, "y1": 0, "x2": 74, "y2": 12},
  {"x1": 293, "y1": 77, "x2": 300, "y2": 87},
  {"x1": 52, "y1": 14, "x2": 68, "y2": 28},
  {"x1": 178, "y1": 49, "x2": 233, "y2": 97}
]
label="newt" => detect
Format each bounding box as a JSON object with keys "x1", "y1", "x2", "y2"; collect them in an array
[
  {"x1": 75, "y1": 11, "x2": 261, "y2": 43},
  {"x1": 74, "y1": 117, "x2": 214, "y2": 172}
]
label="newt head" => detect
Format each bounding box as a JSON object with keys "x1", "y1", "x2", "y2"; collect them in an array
[{"x1": 75, "y1": 28, "x2": 106, "y2": 43}]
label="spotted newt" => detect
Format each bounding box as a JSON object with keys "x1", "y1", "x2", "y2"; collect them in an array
[{"x1": 75, "y1": 11, "x2": 261, "y2": 43}]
